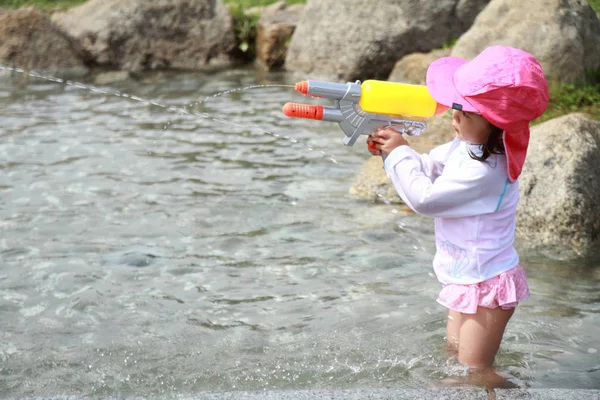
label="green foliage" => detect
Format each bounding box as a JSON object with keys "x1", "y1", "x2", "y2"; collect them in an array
[
  {"x1": 538, "y1": 72, "x2": 600, "y2": 122},
  {"x1": 227, "y1": 4, "x2": 260, "y2": 59},
  {"x1": 442, "y1": 37, "x2": 458, "y2": 50},
  {"x1": 588, "y1": 0, "x2": 600, "y2": 12},
  {"x1": 0, "y1": 0, "x2": 86, "y2": 10},
  {"x1": 224, "y1": 0, "x2": 305, "y2": 60}
]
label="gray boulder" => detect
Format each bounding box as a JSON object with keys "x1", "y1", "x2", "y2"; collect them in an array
[
  {"x1": 284, "y1": 0, "x2": 490, "y2": 81},
  {"x1": 0, "y1": 7, "x2": 89, "y2": 76},
  {"x1": 388, "y1": 48, "x2": 450, "y2": 84},
  {"x1": 451, "y1": 0, "x2": 600, "y2": 83},
  {"x1": 52, "y1": 0, "x2": 236, "y2": 72},
  {"x1": 517, "y1": 114, "x2": 600, "y2": 259}
]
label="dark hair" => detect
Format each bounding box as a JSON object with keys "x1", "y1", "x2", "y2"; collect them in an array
[{"x1": 468, "y1": 124, "x2": 505, "y2": 162}]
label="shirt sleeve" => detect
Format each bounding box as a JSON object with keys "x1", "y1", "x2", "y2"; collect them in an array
[
  {"x1": 383, "y1": 144, "x2": 507, "y2": 218},
  {"x1": 411, "y1": 140, "x2": 456, "y2": 182}
]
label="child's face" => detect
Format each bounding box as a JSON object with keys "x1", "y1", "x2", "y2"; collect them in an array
[{"x1": 451, "y1": 110, "x2": 492, "y2": 144}]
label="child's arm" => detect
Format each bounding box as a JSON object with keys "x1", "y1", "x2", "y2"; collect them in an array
[
  {"x1": 383, "y1": 146, "x2": 508, "y2": 218},
  {"x1": 413, "y1": 141, "x2": 457, "y2": 182},
  {"x1": 367, "y1": 129, "x2": 455, "y2": 182}
]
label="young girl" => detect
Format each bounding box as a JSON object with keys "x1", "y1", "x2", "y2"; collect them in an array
[{"x1": 366, "y1": 46, "x2": 549, "y2": 373}]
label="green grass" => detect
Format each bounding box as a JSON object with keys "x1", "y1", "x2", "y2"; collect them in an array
[
  {"x1": 539, "y1": 79, "x2": 600, "y2": 123},
  {"x1": 0, "y1": 0, "x2": 86, "y2": 10},
  {"x1": 559, "y1": 0, "x2": 600, "y2": 118}
]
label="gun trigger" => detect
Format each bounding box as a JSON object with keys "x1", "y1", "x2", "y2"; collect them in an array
[{"x1": 388, "y1": 123, "x2": 407, "y2": 135}]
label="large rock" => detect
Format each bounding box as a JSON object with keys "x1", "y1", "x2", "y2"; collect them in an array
[
  {"x1": 517, "y1": 114, "x2": 600, "y2": 259},
  {"x1": 0, "y1": 8, "x2": 89, "y2": 75},
  {"x1": 388, "y1": 48, "x2": 451, "y2": 84},
  {"x1": 451, "y1": 0, "x2": 600, "y2": 83},
  {"x1": 52, "y1": 0, "x2": 236, "y2": 72},
  {"x1": 284, "y1": 0, "x2": 490, "y2": 81}
]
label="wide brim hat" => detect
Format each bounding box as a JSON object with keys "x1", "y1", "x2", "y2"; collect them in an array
[{"x1": 426, "y1": 46, "x2": 549, "y2": 182}]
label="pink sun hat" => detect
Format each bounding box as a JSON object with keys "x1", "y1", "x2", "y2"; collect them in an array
[{"x1": 426, "y1": 46, "x2": 549, "y2": 182}]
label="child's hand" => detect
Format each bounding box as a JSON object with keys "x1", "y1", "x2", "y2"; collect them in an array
[
  {"x1": 367, "y1": 127, "x2": 410, "y2": 156},
  {"x1": 366, "y1": 135, "x2": 382, "y2": 156}
]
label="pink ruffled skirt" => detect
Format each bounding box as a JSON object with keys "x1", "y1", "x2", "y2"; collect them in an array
[{"x1": 437, "y1": 265, "x2": 530, "y2": 314}]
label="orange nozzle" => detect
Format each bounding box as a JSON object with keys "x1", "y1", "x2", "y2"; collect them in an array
[
  {"x1": 295, "y1": 81, "x2": 309, "y2": 94},
  {"x1": 282, "y1": 103, "x2": 324, "y2": 120}
]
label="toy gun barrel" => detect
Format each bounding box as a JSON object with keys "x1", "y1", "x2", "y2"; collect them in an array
[
  {"x1": 294, "y1": 80, "x2": 361, "y2": 101},
  {"x1": 282, "y1": 103, "x2": 343, "y2": 122}
]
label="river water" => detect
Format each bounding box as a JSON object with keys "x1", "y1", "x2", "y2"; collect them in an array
[{"x1": 0, "y1": 67, "x2": 598, "y2": 397}]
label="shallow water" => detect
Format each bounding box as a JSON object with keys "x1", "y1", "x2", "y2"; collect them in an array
[{"x1": 0, "y1": 67, "x2": 598, "y2": 397}]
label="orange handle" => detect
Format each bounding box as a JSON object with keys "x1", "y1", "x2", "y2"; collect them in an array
[{"x1": 282, "y1": 103, "x2": 324, "y2": 120}]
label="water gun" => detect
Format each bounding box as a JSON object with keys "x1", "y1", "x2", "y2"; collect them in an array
[{"x1": 282, "y1": 79, "x2": 448, "y2": 147}]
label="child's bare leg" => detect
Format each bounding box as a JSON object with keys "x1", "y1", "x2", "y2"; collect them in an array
[
  {"x1": 446, "y1": 309, "x2": 462, "y2": 353},
  {"x1": 458, "y1": 306, "x2": 515, "y2": 367}
]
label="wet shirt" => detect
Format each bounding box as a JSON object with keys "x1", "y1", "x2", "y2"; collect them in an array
[{"x1": 384, "y1": 139, "x2": 519, "y2": 285}]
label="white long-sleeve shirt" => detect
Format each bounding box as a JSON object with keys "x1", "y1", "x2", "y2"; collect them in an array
[{"x1": 383, "y1": 139, "x2": 519, "y2": 285}]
